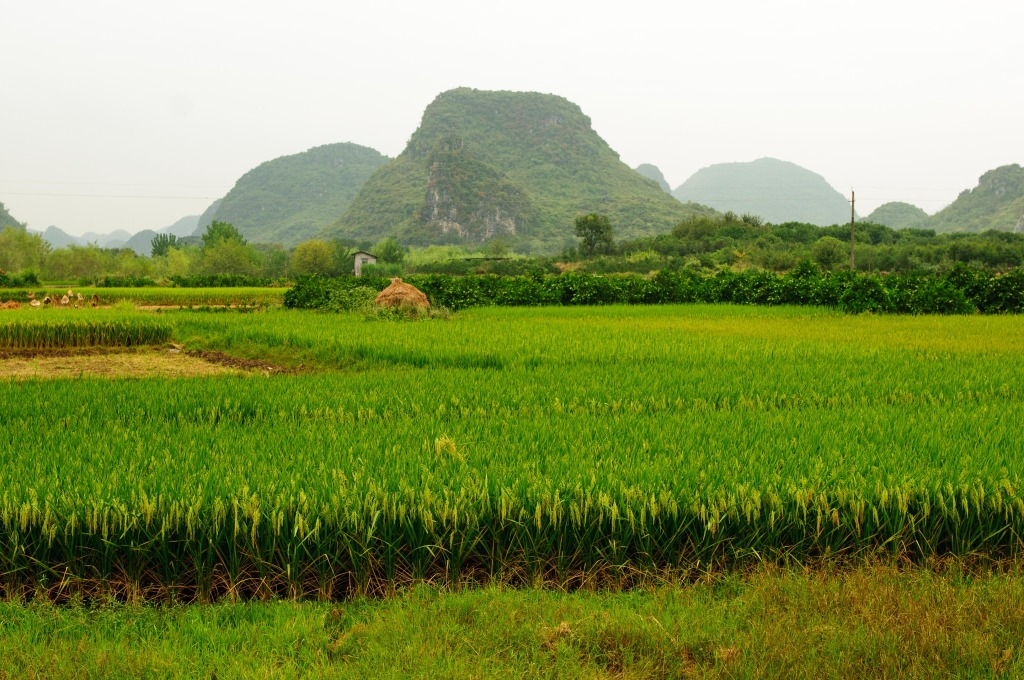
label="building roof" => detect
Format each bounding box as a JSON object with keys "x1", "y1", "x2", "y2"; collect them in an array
[{"x1": 352, "y1": 251, "x2": 377, "y2": 258}]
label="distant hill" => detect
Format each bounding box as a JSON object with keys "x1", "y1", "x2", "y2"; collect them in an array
[
  {"x1": 80, "y1": 229, "x2": 132, "y2": 248},
  {"x1": 634, "y1": 164, "x2": 671, "y2": 192},
  {"x1": 193, "y1": 143, "x2": 388, "y2": 246},
  {"x1": 40, "y1": 226, "x2": 80, "y2": 249},
  {"x1": 32, "y1": 225, "x2": 164, "y2": 253},
  {"x1": 0, "y1": 201, "x2": 22, "y2": 229},
  {"x1": 672, "y1": 157, "x2": 853, "y2": 226},
  {"x1": 865, "y1": 202, "x2": 930, "y2": 230},
  {"x1": 330, "y1": 88, "x2": 714, "y2": 251},
  {"x1": 929, "y1": 165, "x2": 1024, "y2": 233},
  {"x1": 124, "y1": 230, "x2": 159, "y2": 256},
  {"x1": 160, "y1": 215, "x2": 200, "y2": 237}
]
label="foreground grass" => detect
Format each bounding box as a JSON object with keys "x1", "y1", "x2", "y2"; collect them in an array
[{"x1": 2, "y1": 564, "x2": 1022, "y2": 678}]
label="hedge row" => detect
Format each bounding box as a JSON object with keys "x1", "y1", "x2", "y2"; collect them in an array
[
  {"x1": 0, "y1": 270, "x2": 40, "y2": 288},
  {"x1": 284, "y1": 264, "x2": 1024, "y2": 315},
  {"x1": 168, "y1": 274, "x2": 285, "y2": 288}
]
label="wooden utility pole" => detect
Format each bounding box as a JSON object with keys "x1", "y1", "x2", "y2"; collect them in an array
[{"x1": 849, "y1": 190, "x2": 856, "y2": 271}]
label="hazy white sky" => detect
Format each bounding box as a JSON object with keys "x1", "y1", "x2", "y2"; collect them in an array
[{"x1": 3, "y1": 0, "x2": 1022, "y2": 236}]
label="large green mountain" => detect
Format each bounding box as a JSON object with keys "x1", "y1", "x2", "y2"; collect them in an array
[
  {"x1": 329, "y1": 88, "x2": 713, "y2": 250},
  {"x1": 672, "y1": 157, "x2": 853, "y2": 226},
  {"x1": 929, "y1": 165, "x2": 1024, "y2": 233},
  {"x1": 195, "y1": 143, "x2": 388, "y2": 246},
  {"x1": 865, "y1": 202, "x2": 929, "y2": 230}
]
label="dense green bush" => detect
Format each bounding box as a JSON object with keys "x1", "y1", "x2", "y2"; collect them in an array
[
  {"x1": 94, "y1": 275, "x2": 156, "y2": 288},
  {"x1": 284, "y1": 266, "x2": 1024, "y2": 315},
  {"x1": 169, "y1": 274, "x2": 283, "y2": 288},
  {"x1": 0, "y1": 269, "x2": 40, "y2": 288}
]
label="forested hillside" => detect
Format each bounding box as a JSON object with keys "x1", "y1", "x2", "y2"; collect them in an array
[
  {"x1": 330, "y1": 88, "x2": 714, "y2": 251},
  {"x1": 865, "y1": 202, "x2": 929, "y2": 230},
  {"x1": 194, "y1": 143, "x2": 388, "y2": 246},
  {"x1": 929, "y1": 165, "x2": 1024, "y2": 233},
  {"x1": 0, "y1": 202, "x2": 22, "y2": 229}
]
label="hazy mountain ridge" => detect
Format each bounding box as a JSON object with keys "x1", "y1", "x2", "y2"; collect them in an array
[
  {"x1": 865, "y1": 202, "x2": 929, "y2": 230},
  {"x1": 161, "y1": 215, "x2": 200, "y2": 238},
  {"x1": 330, "y1": 88, "x2": 714, "y2": 250},
  {"x1": 634, "y1": 164, "x2": 671, "y2": 192},
  {"x1": 26, "y1": 214, "x2": 201, "y2": 255},
  {"x1": 192, "y1": 143, "x2": 388, "y2": 247},
  {"x1": 673, "y1": 157, "x2": 854, "y2": 226},
  {"x1": 928, "y1": 165, "x2": 1024, "y2": 233}
]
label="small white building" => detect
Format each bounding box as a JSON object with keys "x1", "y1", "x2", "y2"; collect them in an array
[{"x1": 353, "y1": 251, "x2": 377, "y2": 277}]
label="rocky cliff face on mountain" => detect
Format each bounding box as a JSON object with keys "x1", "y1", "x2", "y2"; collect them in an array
[
  {"x1": 329, "y1": 88, "x2": 713, "y2": 251},
  {"x1": 929, "y1": 165, "x2": 1024, "y2": 233}
]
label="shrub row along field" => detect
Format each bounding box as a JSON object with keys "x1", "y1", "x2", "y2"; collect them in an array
[
  {"x1": 0, "y1": 286, "x2": 286, "y2": 307},
  {"x1": 0, "y1": 305, "x2": 1022, "y2": 600},
  {"x1": 286, "y1": 264, "x2": 1024, "y2": 314},
  {"x1": 0, "y1": 318, "x2": 171, "y2": 349}
]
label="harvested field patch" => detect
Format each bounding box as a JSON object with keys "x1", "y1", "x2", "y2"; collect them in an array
[{"x1": 0, "y1": 347, "x2": 281, "y2": 380}]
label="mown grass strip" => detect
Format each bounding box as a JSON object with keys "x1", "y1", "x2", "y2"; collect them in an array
[{"x1": 1, "y1": 566, "x2": 1022, "y2": 678}]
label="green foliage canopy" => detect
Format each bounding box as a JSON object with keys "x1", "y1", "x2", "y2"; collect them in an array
[
  {"x1": 151, "y1": 233, "x2": 178, "y2": 258},
  {"x1": 202, "y1": 221, "x2": 247, "y2": 249},
  {"x1": 575, "y1": 213, "x2": 615, "y2": 257},
  {"x1": 289, "y1": 240, "x2": 336, "y2": 277},
  {"x1": 373, "y1": 237, "x2": 407, "y2": 265},
  {"x1": 812, "y1": 236, "x2": 847, "y2": 270}
]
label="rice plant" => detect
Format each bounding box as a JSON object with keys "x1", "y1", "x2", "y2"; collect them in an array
[
  {"x1": 0, "y1": 304, "x2": 1022, "y2": 600},
  {"x1": 0, "y1": 319, "x2": 172, "y2": 348}
]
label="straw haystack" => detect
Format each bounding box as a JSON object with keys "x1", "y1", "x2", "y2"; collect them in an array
[{"x1": 374, "y1": 278, "x2": 430, "y2": 309}]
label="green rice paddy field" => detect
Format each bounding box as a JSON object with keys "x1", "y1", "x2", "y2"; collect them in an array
[{"x1": 2, "y1": 303, "x2": 1023, "y2": 676}]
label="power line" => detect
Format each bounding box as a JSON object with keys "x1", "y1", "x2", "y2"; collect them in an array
[
  {"x1": 2, "y1": 192, "x2": 219, "y2": 200},
  {"x1": 0, "y1": 179, "x2": 227, "y2": 189}
]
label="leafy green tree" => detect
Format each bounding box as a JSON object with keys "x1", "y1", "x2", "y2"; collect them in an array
[
  {"x1": 201, "y1": 221, "x2": 247, "y2": 249},
  {"x1": 0, "y1": 226, "x2": 49, "y2": 273},
  {"x1": 811, "y1": 236, "x2": 847, "y2": 270},
  {"x1": 152, "y1": 247, "x2": 194, "y2": 279},
  {"x1": 485, "y1": 237, "x2": 512, "y2": 258},
  {"x1": 151, "y1": 233, "x2": 178, "y2": 257},
  {"x1": 113, "y1": 249, "x2": 152, "y2": 278},
  {"x1": 200, "y1": 238, "x2": 258, "y2": 276},
  {"x1": 373, "y1": 237, "x2": 407, "y2": 265},
  {"x1": 43, "y1": 244, "x2": 112, "y2": 281},
  {"x1": 289, "y1": 240, "x2": 336, "y2": 277},
  {"x1": 575, "y1": 213, "x2": 614, "y2": 257},
  {"x1": 255, "y1": 244, "x2": 289, "y2": 279}
]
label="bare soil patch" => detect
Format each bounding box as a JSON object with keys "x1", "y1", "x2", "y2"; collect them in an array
[
  {"x1": 185, "y1": 350, "x2": 297, "y2": 375},
  {"x1": 0, "y1": 347, "x2": 289, "y2": 381}
]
